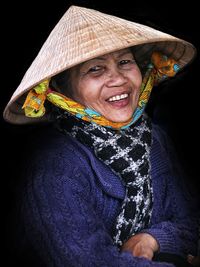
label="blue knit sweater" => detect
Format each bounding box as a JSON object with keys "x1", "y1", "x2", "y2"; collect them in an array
[{"x1": 17, "y1": 123, "x2": 198, "y2": 267}]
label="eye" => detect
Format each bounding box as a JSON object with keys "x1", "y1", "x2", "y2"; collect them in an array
[
  {"x1": 88, "y1": 65, "x2": 104, "y2": 73},
  {"x1": 119, "y1": 59, "x2": 135, "y2": 66}
]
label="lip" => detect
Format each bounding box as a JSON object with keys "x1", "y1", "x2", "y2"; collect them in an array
[
  {"x1": 105, "y1": 89, "x2": 131, "y2": 101},
  {"x1": 106, "y1": 93, "x2": 131, "y2": 109}
]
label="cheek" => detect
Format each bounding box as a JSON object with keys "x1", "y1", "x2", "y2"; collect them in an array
[
  {"x1": 75, "y1": 79, "x2": 103, "y2": 105},
  {"x1": 127, "y1": 68, "x2": 143, "y2": 93},
  {"x1": 133, "y1": 68, "x2": 143, "y2": 86}
]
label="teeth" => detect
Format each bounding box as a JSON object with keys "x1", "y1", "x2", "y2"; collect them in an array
[{"x1": 108, "y1": 93, "x2": 128, "y2": 102}]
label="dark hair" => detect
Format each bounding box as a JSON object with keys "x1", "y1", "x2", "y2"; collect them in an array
[{"x1": 50, "y1": 69, "x2": 72, "y2": 97}]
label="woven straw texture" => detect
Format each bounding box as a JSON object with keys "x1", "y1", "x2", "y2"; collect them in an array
[{"x1": 3, "y1": 5, "x2": 196, "y2": 124}]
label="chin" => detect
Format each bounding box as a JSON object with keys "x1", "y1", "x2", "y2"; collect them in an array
[
  {"x1": 108, "y1": 113, "x2": 133, "y2": 123},
  {"x1": 102, "y1": 106, "x2": 135, "y2": 123}
]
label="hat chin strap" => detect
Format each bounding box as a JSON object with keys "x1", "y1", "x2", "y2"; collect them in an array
[{"x1": 22, "y1": 52, "x2": 180, "y2": 130}]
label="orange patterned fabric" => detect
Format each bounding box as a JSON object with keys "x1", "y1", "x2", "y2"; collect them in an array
[{"x1": 22, "y1": 52, "x2": 179, "y2": 129}]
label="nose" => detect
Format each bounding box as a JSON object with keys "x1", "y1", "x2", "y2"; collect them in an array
[{"x1": 105, "y1": 67, "x2": 127, "y2": 87}]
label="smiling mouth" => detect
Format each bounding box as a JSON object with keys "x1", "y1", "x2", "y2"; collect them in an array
[
  {"x1": 106, "y1": 92, "x2": 131, "y2": 108},
  {"x1": 107, "y1": 93, "x2": 129, "y2": 102}
]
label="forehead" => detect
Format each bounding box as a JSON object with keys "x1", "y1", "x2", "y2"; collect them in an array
[
  {"x1": 90, "y1": 48, "x2": 133, "y2": 61},
  {"x1": 70, "y1": 48, "x2": 133, "y2": 74}
]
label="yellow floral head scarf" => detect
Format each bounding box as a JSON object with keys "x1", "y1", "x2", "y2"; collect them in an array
[{"x1": 22, "y1": 51, "x2": 180, "y2": 129}]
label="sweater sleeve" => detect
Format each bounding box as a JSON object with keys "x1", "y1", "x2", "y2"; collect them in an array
[
  {"x1": 21, "y1": 147, "x2": 174, "y2": 267},
  {"x1": 142, "y1": 124, "x2": 199, "y2": 257}
]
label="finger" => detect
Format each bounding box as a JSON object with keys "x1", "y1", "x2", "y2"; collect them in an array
[
  {"x1": 133, "y1": 247, "x2": 154, "y2": 260},
  {"x1": 188, "y1": 254, "x2": 196, "y2": 264}
]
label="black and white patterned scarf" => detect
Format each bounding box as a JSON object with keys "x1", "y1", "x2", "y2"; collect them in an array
[{"x1": 54, "y1": 110, "x2": 153, "y2": 247}]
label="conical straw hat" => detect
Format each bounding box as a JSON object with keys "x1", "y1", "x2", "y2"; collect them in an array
[{"x1": 3, "y1": 5, "x2": 196, "y2": 124}]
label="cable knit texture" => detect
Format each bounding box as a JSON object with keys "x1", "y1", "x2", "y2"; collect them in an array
[{"x1": 15, "y1": 123, "x2": 198, "y2": 267}]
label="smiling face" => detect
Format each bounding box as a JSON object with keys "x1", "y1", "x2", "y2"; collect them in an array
[{"x1": 67, "y1": 48, "x2": 142, "y2": 123}]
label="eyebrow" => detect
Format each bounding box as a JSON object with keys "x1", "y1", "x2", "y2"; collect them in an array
[
  {"x1": 79, "y1": 50, "x2": 134, "y2": 71},
  {"x1": 116, "y1": 50, "x2": 133, "y2": 58}
]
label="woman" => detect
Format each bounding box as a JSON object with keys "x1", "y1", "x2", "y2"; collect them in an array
[{"x1": 3, "y1": 5, "x2": 198, "y2": 267}]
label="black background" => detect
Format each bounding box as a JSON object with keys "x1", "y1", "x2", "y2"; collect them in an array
[{"x1": 1, "y1": 1, "x2": 200, "y2": 265}]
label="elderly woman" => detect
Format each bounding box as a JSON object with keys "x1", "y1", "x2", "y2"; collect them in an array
[{"x1": 3, "y1": 5, "x2": 198, "y2": 267}]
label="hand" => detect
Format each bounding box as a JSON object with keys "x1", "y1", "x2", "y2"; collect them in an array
[
  {"x1": 121, "y1": 233, "x2": 159, "y2": 260},
  {"x1": 187, "y1": 254, "x2": 200, "y2": 266}
]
